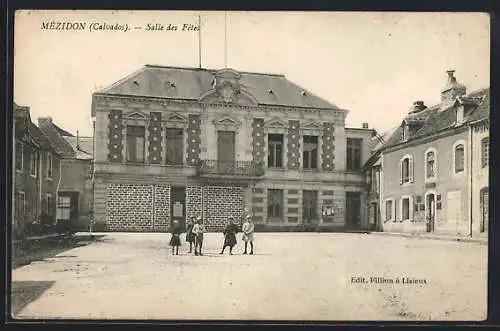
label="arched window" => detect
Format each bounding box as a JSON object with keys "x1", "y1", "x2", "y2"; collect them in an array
[
  {"x1": 425, "y1": 148, "x2": 437, "y2": 181},
  {"x1": 399, "y1": 154, "x2": 413, "y2": 184},
  {"x1": 454, "y1": 144, "x2": 465, "y2": 173}
]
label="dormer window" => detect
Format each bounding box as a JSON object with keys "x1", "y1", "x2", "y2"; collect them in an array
[
  {"x1": 402, "y1": 125, "x2": 409, "y2": 141},
  {"x1": 456, "y1": 106, "x2": 464, "y2": 125}
]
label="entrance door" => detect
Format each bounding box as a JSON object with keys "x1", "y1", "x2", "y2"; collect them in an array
[
  {"x1": 170, "y1": 186, "x2": 186, "y2": 231},
  {"x1": 480, "y1": 187, "x2": 489, "y2": 233},
  {"x1": 426, "y1": 193, "x2": 435, "y2": 232},
  {"x1": 346, "y1": 192, "x2": 361, "y2": 230},
  {"x1": 370, "y1": 202, "x2": 378, "y2": 230},
  {"x1": 217, "y1": 131, "x2": 235, "y2": 174}
]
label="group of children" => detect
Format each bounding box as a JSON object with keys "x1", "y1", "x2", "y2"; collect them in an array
[{"x1": 169, "y1": 213, "x2": 255, "y2": 256}]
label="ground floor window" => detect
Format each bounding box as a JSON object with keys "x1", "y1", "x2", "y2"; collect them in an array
[
  {"x1": 267, "y1": 189, "x2": 284, "y2": 220},
  {"x1": 303, "y1": 190, "x2": 318, "y2": 222},
  {"x1": 57, "y1": 196, "x2": 71, "y2": 221},
  {"x1": 480, "y1": 187, "x2": 489, "y2": 233},
  {"x1": 15, "y1": 191, "x2": 25, "y2": 224},
  {"x1": 402, "y1": 198, "x2": 410, "y2": 221},
  {"x1": 385, "y1": 199, "x2": 393, "y2": 222}
]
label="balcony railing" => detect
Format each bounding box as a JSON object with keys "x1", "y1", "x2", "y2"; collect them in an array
[{"x1": 196, "y1": 160, "x2": 265, "y2": 177}]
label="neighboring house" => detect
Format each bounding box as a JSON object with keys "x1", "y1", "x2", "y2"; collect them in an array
[
  {"x1": 13, "y1": 103, "x2": 61, "y2": 234},
  {"x1": 363, "y1": 127, "x2": 398, "y2": 231},
  {"x1": 91, "y1": 65, "x2": 374, "y2": 232},
  {"x1": 375, "y1": 70, "x2": 489, "y2": 237},
  {"x1": 38, "y1": 117, "x2": 94, "y2": 231}
]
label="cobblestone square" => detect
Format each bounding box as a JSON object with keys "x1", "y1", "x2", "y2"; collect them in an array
[{"x1": 11, "y1": 233, "x2": 487, "y2": 321}]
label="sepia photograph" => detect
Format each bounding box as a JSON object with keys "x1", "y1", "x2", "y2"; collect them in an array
[{"x1": 11, "y1": 10, "x2": 490, "y2": 321}]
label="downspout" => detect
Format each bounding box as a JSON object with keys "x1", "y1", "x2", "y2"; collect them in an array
[
  {"x1": 38, "y1": 151, "x2": 43, "y2": 222},
  {"x1": 469, "y1": 125, "x2": 473, "y2": 237},
  {"x1": 55, "y1": 155, "x2": 62, "y2": 224}
]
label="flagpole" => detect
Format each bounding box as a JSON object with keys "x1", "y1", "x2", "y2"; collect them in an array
[
  {"x1": 198, "y1": 15, "x2": 202, "y2": 69},
  {"x1": 224, "y1": 11, "x2": 227, "y2": 68}
]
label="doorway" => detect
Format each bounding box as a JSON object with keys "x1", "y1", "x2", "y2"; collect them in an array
[
  {"x1": 345, "y1": 192, "x2": 361, "y2": 230},
  {"x1": 217, "y1": 131, "x2": 235, "y2": 174},
  {"x1": 480, "y1": 187, "x2": 489, "y2": 233},
  {"x1": 170, "y1": 186, "x2": 186, "y2": 232},
  {"x1": 425, "y1": 193, "x2": 436, "y2": 232},
  {"x1": 370, "y1": 202, "x2": 379, "y2": 231}
]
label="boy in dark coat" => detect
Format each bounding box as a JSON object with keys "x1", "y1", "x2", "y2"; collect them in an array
[
  {"x1": 185, "y1": 217, "x2": 196, "y2": 253},
  {"x1": 169, "y1": 220, "x2": 182, "y2": 255},
  {"x1": 220, "y1": 217, "x2": 239, "y2": 255}
]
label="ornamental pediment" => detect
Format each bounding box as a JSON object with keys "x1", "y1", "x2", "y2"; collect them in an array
[
  {"x1": 213, "y1": 114, "x2": 241, "y2": 127},
  {"x1": 264, "y1": 117, "x2": 287, "y2": 128},
  {"x1": 166, "y1": 112, "x2": 188, "y2": 123},
  {"x1": 123, "y1": 110, "x2": 148, "y2": 120},
  {"x1": 302, "y1": 121, "x2": 322, "y2": 130}
]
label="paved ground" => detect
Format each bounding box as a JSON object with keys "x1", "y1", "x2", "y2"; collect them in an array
[{"x1": 11, "y1": 232, "x2": 487, "y2": 321}]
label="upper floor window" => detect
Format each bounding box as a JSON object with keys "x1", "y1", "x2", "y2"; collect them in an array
[
  {"x1": 481, "y1": 137, "x2": 489, "y2": 168},
  {"x1": 268, "y1": 134, "x2": 283, "y2": 168},
  {"x1": 267, "y1": 189, "x2": 283, "y2": 219},
  {"x1": 166, "y1": 128, "x2": 184, "y2": 165},
  {"x1": 303, "y1": 135, "x2": 318, "y2": 169},
  {"x1": 126, "y1": 125, "x2": 145, "y2": 163},
  {"x1": 30, "y1": 151, "x2": 38, "y2": 177},
  {"x1": 400, "y1": 155, "x2": 414, "y2": 184},
  {"x1": 454, "y1": 143, "x2": 465, "y2": 174},
  {"x1": 15, "y1": 141, "x2": 23, "y2": 171},
  {"x1": 425, "y1": 148, "x2": 437, "y2": 181},
  {"x1": 346, "y1": 138, "x2": 362, "y2": 171},
  {"x1": 46, "y1": 152, "x2": 53, "y2": 179}
]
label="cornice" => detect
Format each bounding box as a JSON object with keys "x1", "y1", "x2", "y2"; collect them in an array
[{"x1": 92, "y1": 93, "x2": 347, "y2": 120}]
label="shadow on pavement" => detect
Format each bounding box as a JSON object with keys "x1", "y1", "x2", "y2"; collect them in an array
[
  {"x1": 12, "y1": 235, "x2": 107, "y2": 270},
  {"x1": 10, "y1": 280, "x2": 55, "y2": 317}
]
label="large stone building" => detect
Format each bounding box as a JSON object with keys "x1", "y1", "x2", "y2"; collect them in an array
[
  {"x1": 13, "y1": 104, "x2": 61, "y2": 235},
  {"x1": 38, "y1": 117, "x2": 94, "y2": 231},
  {"x1": 369, "y1": 71, "x2": 489, "y2": 237},
  {"x1": 91, "y1": 65, "x2": 374, "y2": 232}
]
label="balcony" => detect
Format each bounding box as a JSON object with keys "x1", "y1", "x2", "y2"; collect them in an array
[{"x1": 196, "y1": 160, "x2": 265, "y2": 180}]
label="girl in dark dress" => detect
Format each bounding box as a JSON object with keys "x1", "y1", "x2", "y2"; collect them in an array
[
  {"x1": 185, "y1": 217, "x2": 196, "y2": 253},
  {"x1": 219, "y1": 218, "x2": 239, "y2": 255},
  {"x1": 169, "y1": 220, "x2": 182, "y2": 255}
]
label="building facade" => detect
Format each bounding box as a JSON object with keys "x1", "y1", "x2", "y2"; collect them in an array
[
  {"x1": 91, "y1": 65, "x2": 374, "y2": 232},
  {"x1": 373, "y1": 71, "x2": 489, "y2": 237},
  {"x1": 38, "y1": 117, "x2": 94, "y2": 231},
  {"x1": 13, "y1": 104, "x2": 61, "y2": 235}
]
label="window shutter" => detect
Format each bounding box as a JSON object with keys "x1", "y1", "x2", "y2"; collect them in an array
[
  {"x1": 399, "y1": 160, "x2": 403, "y2": 184},
  {"x1": 399, "y1": 199, "x2": 403, "y2": 221},
  {"x1": 409, "y1": 156, "x2": 414, "y2": 183},
  {"x1": 409, "y1": 196, "x2": 414, "y2": 221}
]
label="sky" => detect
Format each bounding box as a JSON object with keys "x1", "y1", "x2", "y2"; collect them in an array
[{"x1": 14, "y1": 11, "x2": 490, "y2": 137}]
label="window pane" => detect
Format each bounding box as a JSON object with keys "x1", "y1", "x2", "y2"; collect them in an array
[
  {"x1": 267, "y1": 189, "x2": 283, "y2": 218},
  {"x1": 386, "y1": 201, "x2": 392, "y2": 221},
  {"x1": 455, "y1": 145, "x2": 464, "y2": 172},
  {"x1": 166, "y1": 129, "x2": 183, "y2": 165}
]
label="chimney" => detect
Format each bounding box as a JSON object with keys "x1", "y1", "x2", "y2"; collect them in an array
[
  {"x1": 441, "y1": 70, "x2": 466, "y2": 103},
  {"x1": 362, "y1": 123, "x2": 369, "y2": 129},
  {"x1": 76, "y1": 130, "x2": 80, "y2": 150},
  {"x1": 409, "y1": 101, "x2": 427, "y2": 114}
]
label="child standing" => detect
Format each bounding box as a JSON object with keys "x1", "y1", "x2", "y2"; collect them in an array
[
  {"x1": 192, "y1": 216, "x2": 205, "y2": 256},
  {"x1": 242, "y1": 214, "x2": 255, "y2": 255},
  {"x1": 169, "y1": 220, "x2": 182, "y2": 255},
  {"x1": 185, "y1": 217, "x2": 196, "y2": 253}
]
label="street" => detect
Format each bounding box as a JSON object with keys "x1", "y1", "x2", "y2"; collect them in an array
[{"x1": 11, "y1": 232, "x2": 487, "y2": 321}]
